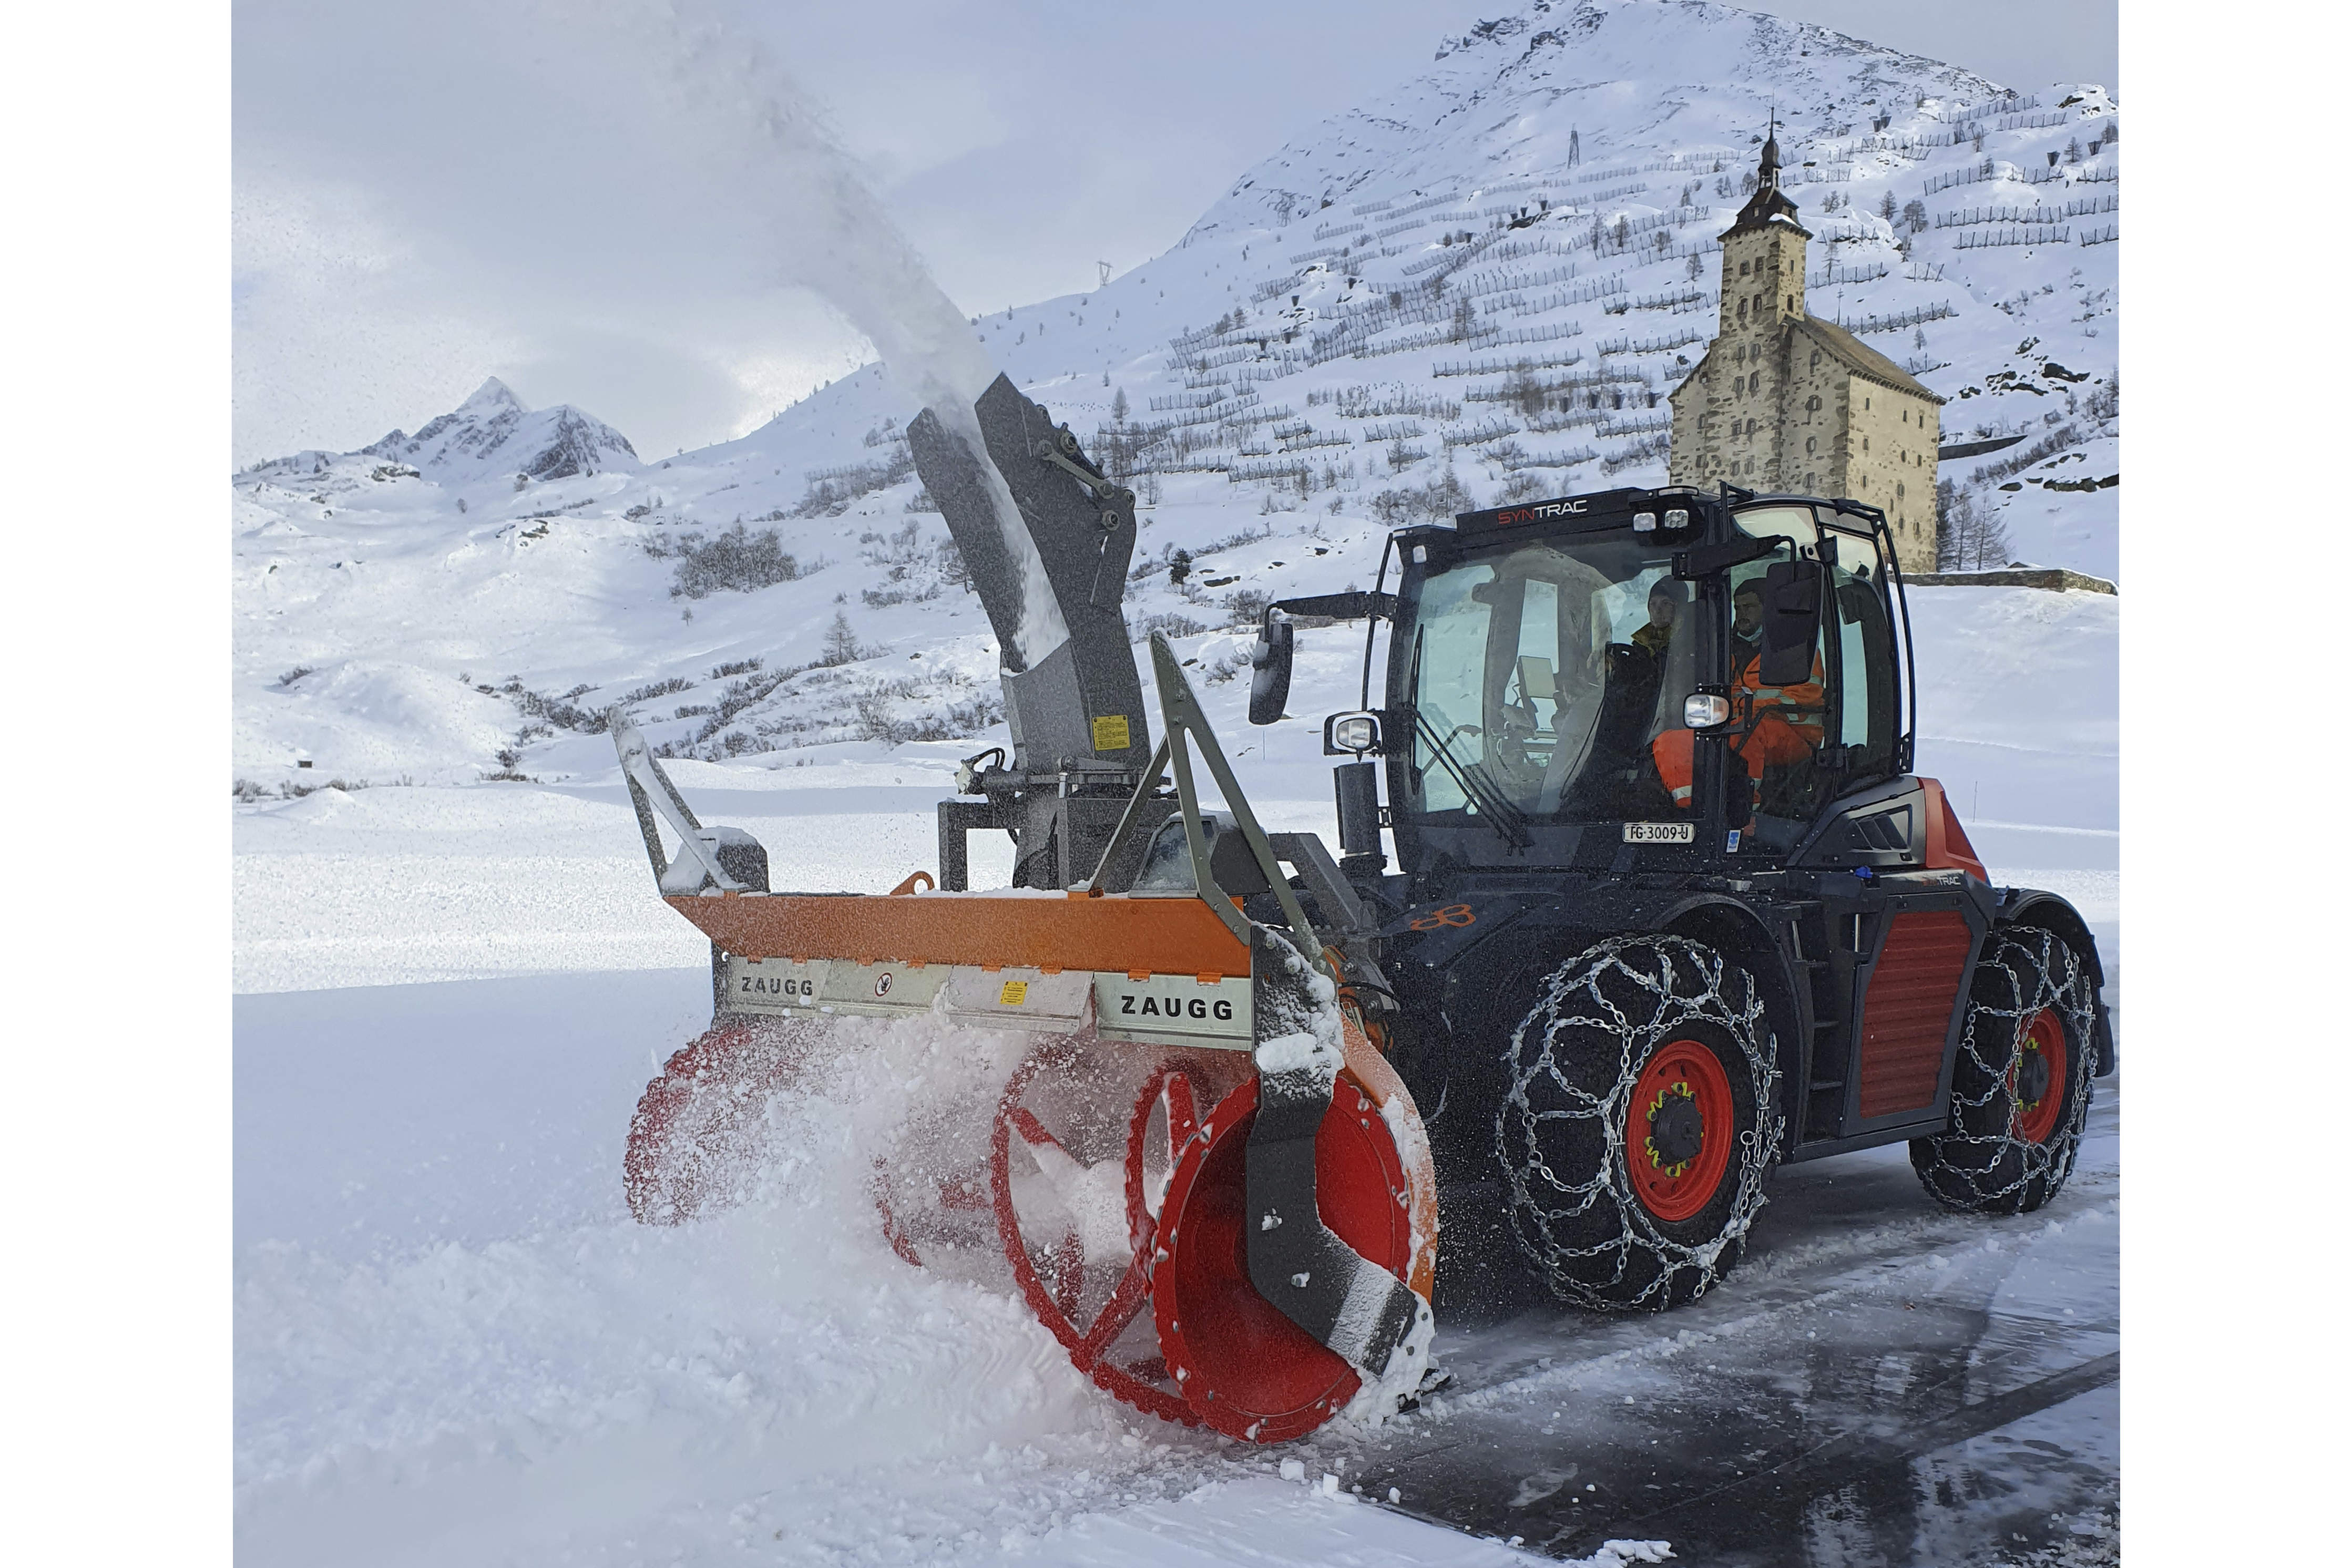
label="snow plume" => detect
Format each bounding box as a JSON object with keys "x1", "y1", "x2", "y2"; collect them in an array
[{"x1": 236, "y1": 0, "x2": 1066, "y2": 661}]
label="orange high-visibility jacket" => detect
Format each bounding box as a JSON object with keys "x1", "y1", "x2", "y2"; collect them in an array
[{"x1": 1737, "y1": 647, "x2": 1826, "y2": 738}]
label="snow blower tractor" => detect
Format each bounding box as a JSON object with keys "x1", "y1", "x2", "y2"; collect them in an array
[{"x1": 612, "y1": 375, "x2": 2113, "y2": 1444}]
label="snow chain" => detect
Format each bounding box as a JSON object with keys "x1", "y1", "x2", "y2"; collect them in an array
[
  {"x1": 1914, "y1": 926, "x2": 2097, "y2": 1212},
  {"x1": 1497, "y1": 936, "x2": 1783, "y2": 1311}
]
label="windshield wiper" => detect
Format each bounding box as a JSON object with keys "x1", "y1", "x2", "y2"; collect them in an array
[
  {"x1": 1405, "y1": 628, "x2": 1531, "y2": 849},
  {"x1": 1412, "y1": 706, "x2": 1533, "y2": 850}
]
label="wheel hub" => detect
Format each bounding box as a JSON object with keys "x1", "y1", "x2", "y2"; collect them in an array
[
  {"x1": 1623, "y1": 1039, "x2": 1739, "y2": 1224},
  {"x1": 1648, "y1": 1089, "x2": 1705, "y2": 1169},
  {"x1": 2009, "y1": 1008, "x2": 2068, "y2": 1144},
  {"x1": 2015, "y1": 1044, "x2": 2051, "y2": 1108}
]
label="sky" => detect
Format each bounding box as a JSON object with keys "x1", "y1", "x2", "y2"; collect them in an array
[{"x1": 231, "y1": 0, "x2": 2116, "y2": 466}]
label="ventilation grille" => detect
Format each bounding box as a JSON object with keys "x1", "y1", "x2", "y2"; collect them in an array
[
  {"x1": 1857, "y1": 910, "x2": 1973, "y2": 1118},
  {"x1": 1849, "y1": 805, "x2": 1913, "y2": 853}
]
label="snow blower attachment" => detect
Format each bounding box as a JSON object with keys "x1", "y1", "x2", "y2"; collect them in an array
[{"x1": 613, "y1": 381, "x2": 1438, "y2": 1443}]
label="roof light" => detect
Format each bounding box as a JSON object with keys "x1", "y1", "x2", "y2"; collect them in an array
[
  {"x1": 1663, "y1": 507, "x2": 1690, "y2": 530},
  {"x1": 1632, "y1": 511, "x2": 1658, "y2": 534}
]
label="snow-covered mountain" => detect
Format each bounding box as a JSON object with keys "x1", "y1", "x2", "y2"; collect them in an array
[{"x1": 232, "y1": 0, "x2": 2119, "y2": 791}]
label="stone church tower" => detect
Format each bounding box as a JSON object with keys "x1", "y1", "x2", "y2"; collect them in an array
[{"x1": 1668, "y1": 125, "x2": 1944, "y2": 571}]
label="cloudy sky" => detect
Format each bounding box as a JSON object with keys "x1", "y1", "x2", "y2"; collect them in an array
[{"x1": 231, "y1": 0, "x2": 2116, "y2": 466}]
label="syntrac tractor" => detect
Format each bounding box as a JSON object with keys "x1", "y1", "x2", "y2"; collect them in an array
[{"x1": 1241, "y1": 481, "x2": 2114, "y2": 1309}]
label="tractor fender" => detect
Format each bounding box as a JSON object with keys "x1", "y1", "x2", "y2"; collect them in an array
[
  {"x1": 1995, "y1": 888, "x2": 2116, "y2": 1077},
  {"x1": 1655, "y1": 895, "x2": 1811, "y2": 1149}
]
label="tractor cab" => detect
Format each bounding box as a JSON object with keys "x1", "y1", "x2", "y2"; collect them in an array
[{"x1": 1261, "y1": 485, "x2": 1926, "y2": 883}]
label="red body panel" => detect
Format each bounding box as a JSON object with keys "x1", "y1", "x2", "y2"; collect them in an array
[{"x1": 1857, "y1": 909, "x2": 1975, "y2": 1118}]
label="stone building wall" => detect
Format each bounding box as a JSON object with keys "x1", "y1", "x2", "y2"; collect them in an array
[{"x1": 1836, "y1": 376, "x2": 1939, "y2": 572}]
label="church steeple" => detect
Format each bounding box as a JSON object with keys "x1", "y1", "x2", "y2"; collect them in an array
[
  {"x1": 1717, "y1": 112, "x2": 1809, "y2": 339},
  {"x1": 1727, "y1": 110, "x2": 1806, "y2": 235}
]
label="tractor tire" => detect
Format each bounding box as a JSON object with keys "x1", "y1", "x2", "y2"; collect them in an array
[
  {"x1": 1495, "y1": 936, "x2": 1783, "y2": 1311},
  {"x1": 1910, "y1": 927, "x2": 2098, "y2": 1215}
]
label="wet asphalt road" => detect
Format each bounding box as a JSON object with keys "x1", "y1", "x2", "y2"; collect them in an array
[{"x1": 1293, "y1": 1086, "x2": 2122, "y2": 1565}]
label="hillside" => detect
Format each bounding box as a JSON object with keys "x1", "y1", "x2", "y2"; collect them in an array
[{"x1": 231, "y1": 0, "x2": 2119, "y2": 792}]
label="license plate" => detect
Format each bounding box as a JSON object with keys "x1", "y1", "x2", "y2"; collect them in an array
[{"x1": 1622, "y1": 821, "x2": 1695, "y2": 844}]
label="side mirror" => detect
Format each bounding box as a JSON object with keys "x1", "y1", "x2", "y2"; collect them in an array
[
  {"x1": 1758, "y1": 560, "x2": 1821, "y2": 687},
  {"x1": 1247, "y1": 611, "x2": 1294, "y2": 725}
]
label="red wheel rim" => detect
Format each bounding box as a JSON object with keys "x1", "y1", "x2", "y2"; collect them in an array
[
  {"x1": 991, "y1": 1043, "x2": 1236, "y2": 1429},
  {"x1": 2011, "y1": 1008, "x2": 2068, "y2": 1144},
  {"x1": 1152, "y1": 1072, "x2": 1414, "y2": 1443},
  {"x1": 625, "y1": 1021, "x2": 809, "y2": 1225},
  {"x1": 1624, "y1": 1038, "x2": 1737, "y2": 1224}
]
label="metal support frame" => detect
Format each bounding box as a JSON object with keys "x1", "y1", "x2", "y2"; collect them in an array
[
  {"x1": 1141, "y1": 631, "x2": 1328, "y2": 971},
  {"x1": 610, "y1": 716, "x2": 749, "y2": 894}
]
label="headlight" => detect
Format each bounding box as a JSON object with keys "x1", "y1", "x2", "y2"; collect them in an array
[
  {"x1": 1684, "y1": 693, "x2": 1731, "y2": 728},
  {"x1": 1323, "y1": 710, "x2": 1385, "y2": 756}
]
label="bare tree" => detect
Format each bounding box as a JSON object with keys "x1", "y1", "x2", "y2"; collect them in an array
[
  {"x1": 1448, "y1": 295, "x2": 1479, "y2": 343},
  {"x1": 1934, "y1": 481, "x2": 2014, "y2": 572},
  {"x1": 822, "y1": 610, "x2": 864, "y2": 666},
  {"x1": 1508, "y1": 362, "x2": 1545, "y2": 417}
]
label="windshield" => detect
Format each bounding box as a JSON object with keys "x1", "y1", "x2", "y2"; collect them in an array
[{"x1": 1405, "y1": 536, "x2": 1692, "y2": 825}]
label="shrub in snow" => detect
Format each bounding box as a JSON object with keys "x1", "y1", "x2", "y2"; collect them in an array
[
  {"x1": 1225, "y1": 588, "x2": 1272, "y2": 629},
  {"x1": 1371, "y1": 468, "x2": 1471, "y2": 527},
  {"x1": 653, "y1": 524, "x2": 807, "y2": 600}
]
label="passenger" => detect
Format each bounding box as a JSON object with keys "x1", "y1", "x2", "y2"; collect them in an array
[{"x1": 1632, "y1": 579, "x2": 1682, "y2": 659}]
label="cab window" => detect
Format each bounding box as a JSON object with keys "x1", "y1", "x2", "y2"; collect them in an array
[{"x1": 1825, "y1": 528, "x2": 1898, "y2": 780}]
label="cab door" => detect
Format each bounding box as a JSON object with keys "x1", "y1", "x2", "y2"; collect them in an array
[{"x1": 1803, "y1": 517, "x2": 1989, "y2": 1138}]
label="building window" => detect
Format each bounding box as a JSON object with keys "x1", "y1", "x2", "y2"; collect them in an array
[
  {"x1": 1740, "y1": 259, "x2": 1751, "y2": 276},
  {"x1": 1863, "y1": 437, "x2": 1869, "y2": 452},
  {"x1": 1749, "y1": 372, "x2": 1761, "y2": 394},
  {"x1": 1806, "y1": 437, "x2": 1817, "y2": 454},
  {"x1": 1810, "y1": 351, "x2": 1821, "y2": 371},
  {"x1": 1897, "y1": 481, "x2": 1906, "y2": 498}
]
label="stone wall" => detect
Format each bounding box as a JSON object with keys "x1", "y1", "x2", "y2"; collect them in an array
[{"x1": 1837, "y1": 377, "x2": 1940, "y2": 573}]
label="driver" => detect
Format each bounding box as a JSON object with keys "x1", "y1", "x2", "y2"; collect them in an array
[
  {"x1": 1648, "y1": 578, "x2": 1826, "y2": 814},
  {"x1": 1727, "y1": 578, "x2": 1763, "y2": 679}
]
